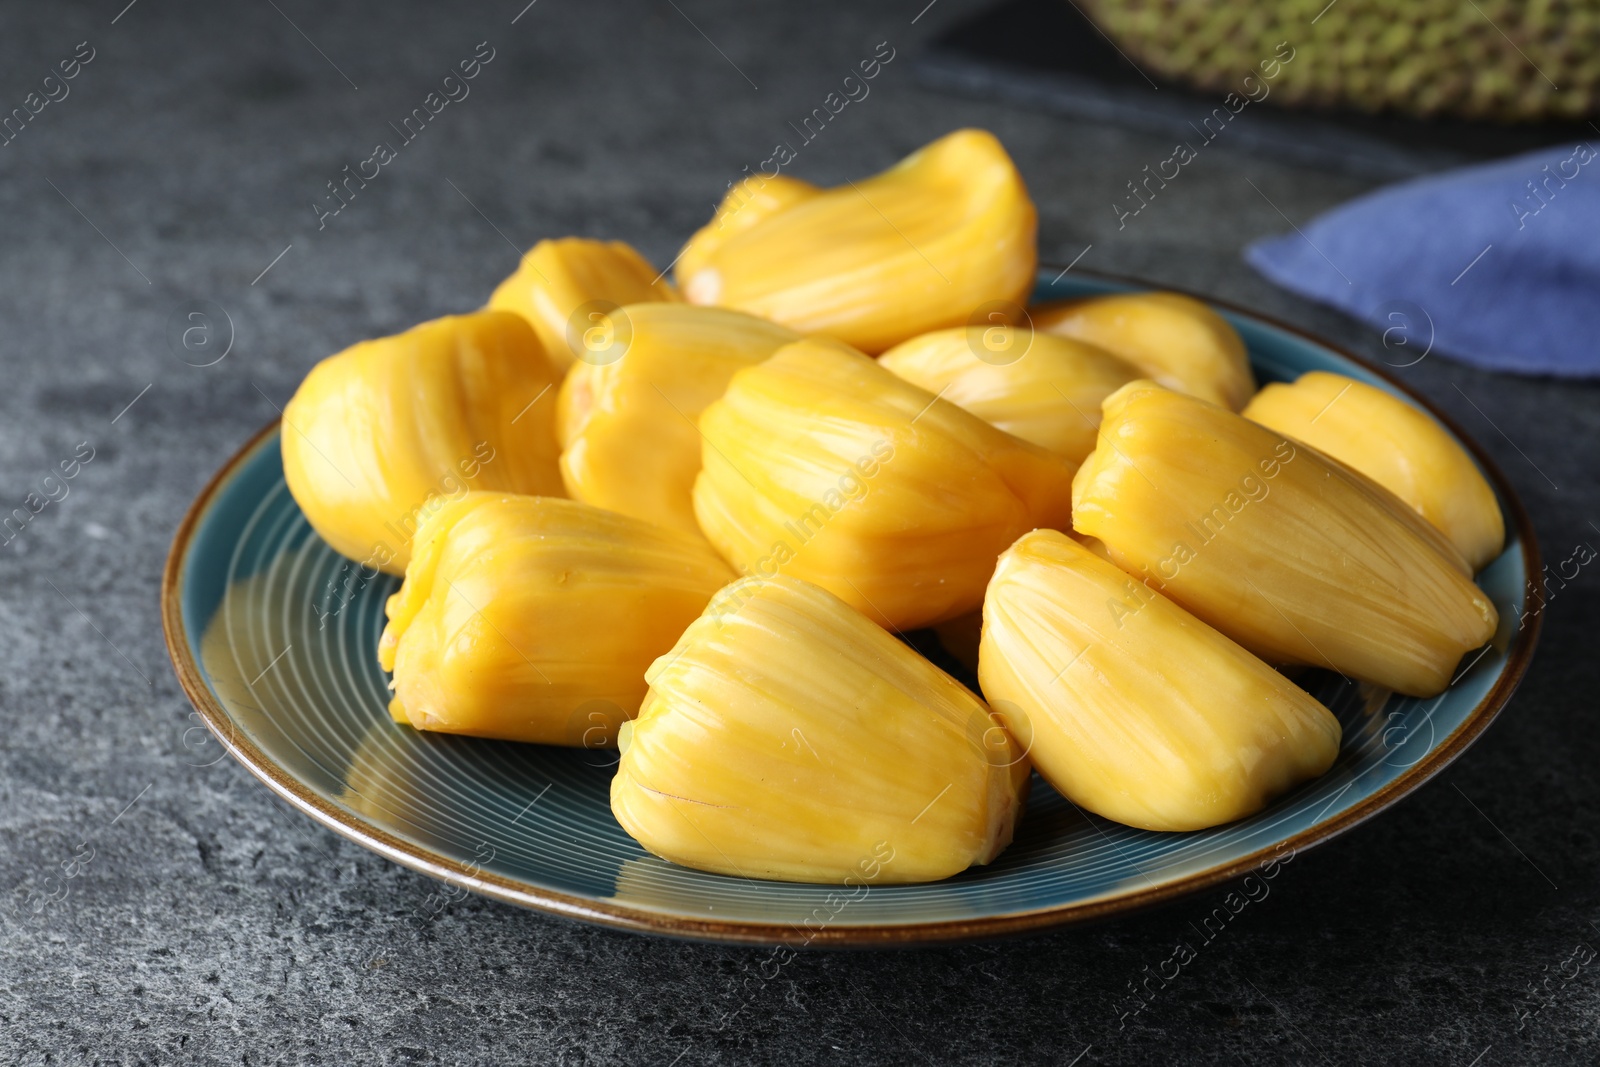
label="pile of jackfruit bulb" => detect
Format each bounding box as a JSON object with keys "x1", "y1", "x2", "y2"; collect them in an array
[{"x1": 283, "y1": 129, "x2": 1504, "y2": 886}]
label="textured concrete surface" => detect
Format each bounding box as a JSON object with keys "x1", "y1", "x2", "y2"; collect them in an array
[{"x1": 1, "y1": 1, "x2": 1597, "y2": 1063}]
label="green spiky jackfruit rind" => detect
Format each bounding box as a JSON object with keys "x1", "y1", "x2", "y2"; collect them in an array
[{"x1": 1081, "y1": 0, "x2": 1600, "y2": 121}]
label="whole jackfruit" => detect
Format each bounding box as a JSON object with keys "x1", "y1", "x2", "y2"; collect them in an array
[
  {"x1": 556, "y1": 304, "x2": 799, "y2": 535},
  {"x1": 486, "y1": 238, "x2": 680, "y2": 371},
  {"x1": 692, "y1": 337, "x2": 1077, "y2": 632},
  {"x1": 1072, "y1": 381, "x2": 1497, "y2": 696},
  {"x1": 980, "y1": 529, "x2": 1341, "y2": 831},
  {"x1": 1031, "y1": 291, "x2": 1255, "y2": 411},
  {"x1": 1079, "y1": 0, "x2": 1600, "y2": 121},
  {"x1": 677, "y1": 129, "x2": 1038, "y2": 354},
  {"x1": 611, "y1": 574, "x2": 1028, "y2": 883},
  {"x1": 377, "y1": 492, "x2": 735, "y2": 745},
  {"x1": 1242, "y1": 371, "x2": 1505, "y2": 572},
  {"x1": 879, "y1": 326, "x2": 1141, "y2": 465},
  {"x1": 282, "y1": 311, "x2": 564, "y2": 574}
]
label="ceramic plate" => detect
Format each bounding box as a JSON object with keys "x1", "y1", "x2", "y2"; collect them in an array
[{"x1": 162, "y1": 270, "x2": 1541, "y2": 945}]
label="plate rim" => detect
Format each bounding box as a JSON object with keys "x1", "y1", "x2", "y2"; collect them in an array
[{"x1": 160, "y1": 268, "x2": 1544, "y2": 947}]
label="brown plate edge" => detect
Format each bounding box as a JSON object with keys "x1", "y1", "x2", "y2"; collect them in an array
[{"x1": 159, "y1": 273, "x2": 1544, "y2": 948}]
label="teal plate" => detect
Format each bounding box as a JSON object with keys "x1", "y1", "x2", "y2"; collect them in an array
[{"x1": 162, "y1": 270, "x2": 1541, "y2": 946}]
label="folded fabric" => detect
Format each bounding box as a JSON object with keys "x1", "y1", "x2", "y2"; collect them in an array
[{"x1": 1245, "y1": 142, "x2": 1600, "y2": 377}]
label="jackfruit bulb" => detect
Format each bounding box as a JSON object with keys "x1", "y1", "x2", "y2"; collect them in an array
[
  {"x1": 692, "y1": 337, "x2": 1078, "y2": 631},
  {"x1": 980, "y1": 529, "x2": 1341, "y2": 831},
  {"x1": 378, "y1": 492, "x2": 735, "y2": 745},
  {"x1": 486, "y1": 237, "x2": 680, "y2": 371},
  {"x1": 1032, "y1": 291, "x2": 1255, "y2": 411},
  {"x1": 612, "y1": 574, "x2": 1028, "y2": 883},
  {"x1": 1243, "y1": 371, "x2": 1505, "y2": 572},
  {"x1": 677, "y1": 129, "x2": 1038, "y2": 354},
  {"x1": 282, "y1": 311, "x2": 565, "y2": 574},
  {"x1": 879, "y1": 326, "x2": 1141, "y2": 465},
  {"x1": 1071, "y1": 381, "x2": 1497, "y2": 696}
]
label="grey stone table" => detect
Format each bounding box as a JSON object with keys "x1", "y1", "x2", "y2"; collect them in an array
[{"x1": 2, "y1": 0, "x2": 1596, "y2": 1063}]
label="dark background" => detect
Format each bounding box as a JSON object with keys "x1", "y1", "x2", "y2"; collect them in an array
[{"x1": 2, "y1": 1, "x2": 1597, "y2": 1063}]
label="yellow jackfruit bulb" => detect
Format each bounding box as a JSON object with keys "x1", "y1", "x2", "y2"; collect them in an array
[
  {"x1": 1072, "y1": 382, "x2": 1498, "y2": 696},
  {"x1": 979, "y1": 530, "x2": 1341, "y2": 832},
  {"x1": 676, "y1": 174, "x2": 822, "y2": 283},
  {"x1": 486, "y1": 238, "x2": 680, "y2": 371},
  {"x1": 879, "y1": 326, "x2": 1141, "y2": 465},
  {"x1": 1031, "y1": 291, "x2": 1256, "y2": 410},
  {"x1": 377, "y1": 492, "x2": 735, "y2": 745},
  {"x1": 555, "y1": 304, "x2": 800, "y2": 535},
  {"x1": 282, "y1": 311, "x2": 564, "y2": 574},
  {"x1": 676, "y1": 129, "x2": 1038, "y2": 354},
  {"x1": 1242, "y1": 371, "x2": 1505, "y2": 571},
  {"x1": 612, "y1": 574, "x2": 1028, "y2": 883},
  {"x1": 693, "y1": 337, "x2": 1077, "y2": 631}
]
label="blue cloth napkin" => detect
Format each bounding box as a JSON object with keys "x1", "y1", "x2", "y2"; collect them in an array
[{"x1": 1245, "y1": 142, "x2": 1600, "y2": 377}]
